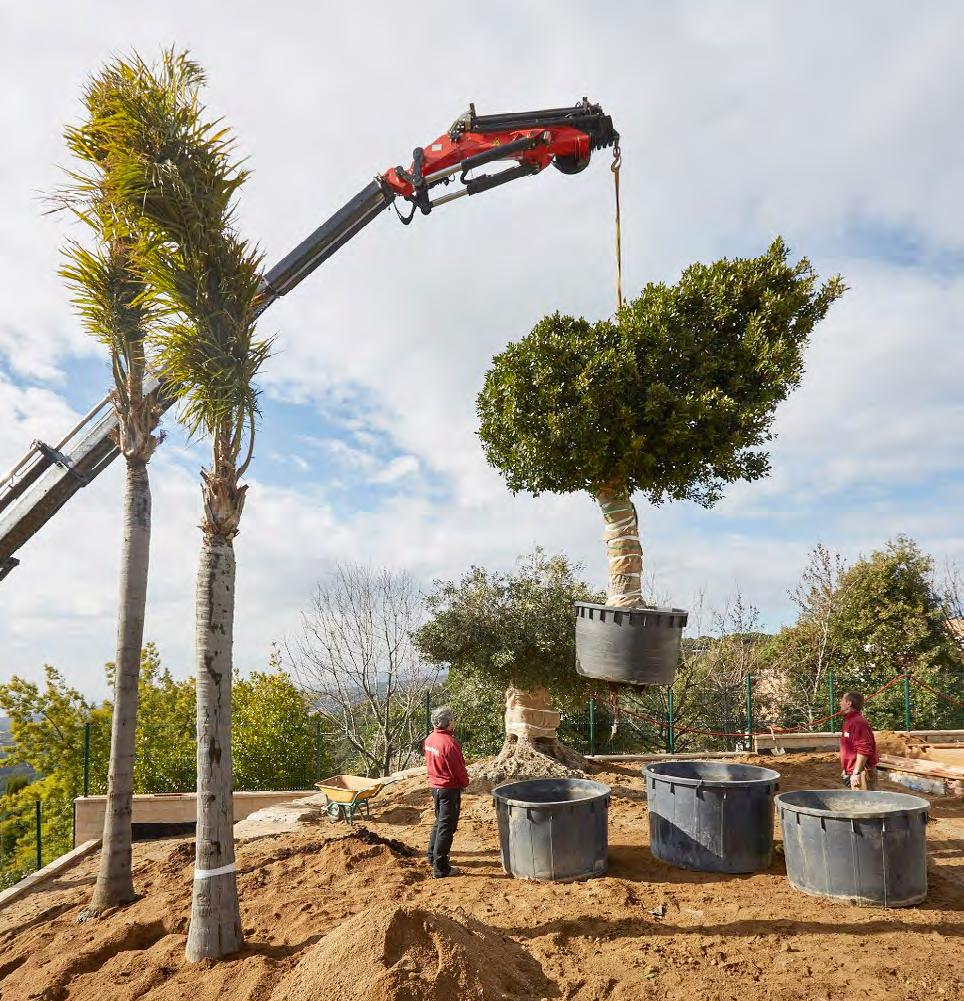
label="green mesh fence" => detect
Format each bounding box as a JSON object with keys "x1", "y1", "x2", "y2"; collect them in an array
[{"x1": 3, "y1": 666, "x2": 961, "y2": 887}]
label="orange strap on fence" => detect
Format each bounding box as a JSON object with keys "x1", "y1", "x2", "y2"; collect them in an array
[{"x1": 908, "y1": 674, "x2": 964, "y2": 709}]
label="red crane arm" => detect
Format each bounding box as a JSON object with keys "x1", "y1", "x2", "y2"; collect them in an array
[
  {"x1": 380, "y1": 98, "x2": 619, "y2": 213},
  {"x1": 382, "y1": 125, "x2": 593, "y2": 197}
]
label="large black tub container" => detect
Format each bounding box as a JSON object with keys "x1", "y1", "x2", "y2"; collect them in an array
[
  {"x1": 575, "y1": 601, "x2": 688, "y2": 686},
  {"x1": 776, "y1": 790, "x2": 929, "y2": 907},
  {"x1": 645, "y1": 761, "x2": 780, "y2": 873},
  {"x1": 492, "y1": 778, "x2": 610, "y2": 882}
]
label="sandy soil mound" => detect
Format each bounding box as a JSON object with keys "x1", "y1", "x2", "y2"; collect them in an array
[
  {"x1": 0, "y1": 827, "x2": 427, "y2": 1001},
  {"x1": 2, "y1": 753, "x2": 962, "y2": 1001},
  {"x1": 471, "y1": 739, "x2": 590, "y2": 786},
  {"x1": 875, "y1": 730, "x2": 931, "y2": 758},
  {"x1": 271, "y1": 905, "x2": 551, "y2": 1001}
]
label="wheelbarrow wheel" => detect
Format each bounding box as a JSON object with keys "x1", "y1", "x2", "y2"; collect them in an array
[{"x1": 326, "y1": 802, "x2": 344, "y2": 822}]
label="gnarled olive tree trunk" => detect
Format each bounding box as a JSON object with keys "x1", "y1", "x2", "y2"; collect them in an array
[
  {"x1": 504, "y1": 685, "x2": 560, "y2": 744},
  {"x1": 597, "y1": 483, "x2": 643, "y2": 608},
  {"x1": 186, "y1": 527, "x2": 242, "y2": 961},
  {"x1": 491, "y1": 685, "x2": 587, "y2": 771}
]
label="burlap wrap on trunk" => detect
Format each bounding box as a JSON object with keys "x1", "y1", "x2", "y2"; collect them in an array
[
  {"x1": 504, "y1": 686, "x2": 561, "y2": 740},
  {"x1": 597, "y1": 484, "x2": 643, "y2": 608}
]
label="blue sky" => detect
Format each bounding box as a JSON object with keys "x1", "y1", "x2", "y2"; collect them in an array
[{"x1": 1, "y1": 3, "x2": 962, "y2": 697}]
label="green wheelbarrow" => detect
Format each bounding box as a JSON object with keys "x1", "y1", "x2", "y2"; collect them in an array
[{"x1": 314, "y1": 774, "x2": 398, "y2": 824}]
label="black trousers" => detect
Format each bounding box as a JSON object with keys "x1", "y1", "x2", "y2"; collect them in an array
[{"x1": 427, "y1": 787, "x2": 461, "y2": 875}]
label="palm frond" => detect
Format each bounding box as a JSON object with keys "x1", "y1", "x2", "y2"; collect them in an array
[
  {"x1": 58, "y1": 99, "x2": 165, "y2": 400},
  {"x1": 73, "y1": 48, "x2": 272, "y2": 472},
  {"x1": 59, "y1": 233, "x2": 160, "y2": 395}
]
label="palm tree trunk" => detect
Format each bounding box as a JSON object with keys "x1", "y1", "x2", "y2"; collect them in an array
[
  {"x1": 597, "y1": 483, "x2": 643, "y2": 607},
  {"x1": 89, "y1": 458, "x2": 150, "y2": 910},
  {"x1": 186, "y1": 532, "x2": 242, "y2": 962}
]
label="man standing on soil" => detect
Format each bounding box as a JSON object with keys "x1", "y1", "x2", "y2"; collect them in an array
[
  {"x1": 839, "y1": 691, "x2": 879, "y2": 790},
  {"x1": 423, "y1": 705, "x2": 469, "y2": 879}
]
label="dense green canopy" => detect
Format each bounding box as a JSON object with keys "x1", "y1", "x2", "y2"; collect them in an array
[
  {"x1": 477, "y1": 239, "x2": 844, "y2": 505},
  {"x1": 415, "y1": 549, "x2": 600, "y2": 699}
]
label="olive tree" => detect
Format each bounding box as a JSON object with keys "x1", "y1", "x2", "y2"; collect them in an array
[
  {"x1": 415, "y1": 549, "x2": 599, "y2": 766},
  {"x1": 478, "y1": 239, "x2": 844, "y2": 608}
]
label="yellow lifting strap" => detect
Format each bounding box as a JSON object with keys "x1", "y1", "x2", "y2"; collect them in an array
[{"x1": 611, "y1": 143, "x2": 623, "y2": 312}]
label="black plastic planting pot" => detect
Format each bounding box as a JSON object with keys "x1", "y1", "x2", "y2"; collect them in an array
[
  {"x1": 645, "y1": 761, "x2": 781, "y2": 873},
  {"x1": 574, "y1": 601, "x2": 687, "y2": 686},
  {"x1": 776, "y1": 790, "x2": 929, "y2": 907},
  {"x1": 492, "y1": 778, "x2": 611, "y2": 882}
]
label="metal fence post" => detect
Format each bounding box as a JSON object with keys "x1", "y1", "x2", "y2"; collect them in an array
[
  {"x1": 314, "y1": 716, "x2": 322, "y2": 780},
  {"x1": 35, "y1": 800, "x2": 42, "y2": 871},
  {"x1": 425, "y1": 689, "x2": 432, "y2": 735},
  {"x1": 745, "y1": 674, "x2": 754, "y2": 749},
  {"x1": 667, "y1": 688, "x2": 675, "y2": 754},
  {"x1": 82, "y1": 722, "x2": 91, "y2": 797},
  {"x1": 903, "y1": 672, "x2": 912, "y2": 732},
  {"x1": 827, "y1": 670, "x2": 835, "y2": 732},
  {"x1": 588, "y1": 698, "x2": 596, "y2": 757}
]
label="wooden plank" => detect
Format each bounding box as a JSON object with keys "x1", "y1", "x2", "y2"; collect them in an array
[
  {"x1": 753, "y1": 729, "x2": 964, "y2": 753},
  {"x1": 900, "y1": 730, "x2": 964, "y2": 740},
  {"x1": 753, "y1": 732, "x2": 838, "y2": 752},
  {"x1": 74, "y1": 772, "x2": 428, "y2": 846},
  {"x1": 73, "y1": 789, "x2": 318, "y2": 846},
  {"x1": 587, "y1": 752, "x2": 747, "y2": 762},
  {"x1": 878, "y1": 754, "x2": 964, "y2": 780}
]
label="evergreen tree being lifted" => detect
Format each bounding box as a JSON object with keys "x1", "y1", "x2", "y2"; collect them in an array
[
  {"x1": 473, "y1": 241, "x2": 843, "y2": 747},
  {"x1": 478, "y1": 239, "x2": 844, "y2": 609}
]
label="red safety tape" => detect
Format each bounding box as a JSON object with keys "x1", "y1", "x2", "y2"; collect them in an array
[{"x1": 908, "y1": 674, "x2": 964, "y2": 709}]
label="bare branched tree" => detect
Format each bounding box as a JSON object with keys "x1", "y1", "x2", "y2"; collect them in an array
[
  {"x1": 791, "y1": 543, "x2": 848, "y2": 711},
  {"x1": 762, "y1": 544, "x2": 849, "y2": 727},
  {"x1": 705, "y1": 593, "x2": 764, "y2": 685},
  {"x1": 289, "y1": 563, "x2": 440, "y2": 777},
  {"x1": 696, "y1": 592, "x2": 768, "y2": 747},
  {"x1": 938, "y1": 558, "x2": 964, "y2": 644}
]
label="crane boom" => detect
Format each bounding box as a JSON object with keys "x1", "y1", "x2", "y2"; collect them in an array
[{"x1": 0, "y1": 99, "x2": 618, "y2": 580}]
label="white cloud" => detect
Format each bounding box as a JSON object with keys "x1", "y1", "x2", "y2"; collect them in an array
[
  {"x1": 371, "y1": 455, "x2": 419, "y2": 485},
  {"x1": 1, "y1": 2, "x2": 963, "y2": 695},
  {"x1": 717, "y1": 262, "x2": 964, "y2": 515},
  {"x1": 0, "y1": 374, "x2": 82, "y2": 456},
  {"x1": 321, "y1": 439, "x2": 376, "y2": 471}
]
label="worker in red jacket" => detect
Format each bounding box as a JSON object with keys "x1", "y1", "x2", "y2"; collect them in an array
[
  {"x1": 839, "y1": 691, "x2": 879, "y2": 790},
  {"x1": 422, "y1": 705, "x2": 470, "y2": 879}
]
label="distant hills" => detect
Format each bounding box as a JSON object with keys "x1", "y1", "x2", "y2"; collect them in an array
[{"x1": 1, "y1": 716, "x2": 34, "y2": 792}]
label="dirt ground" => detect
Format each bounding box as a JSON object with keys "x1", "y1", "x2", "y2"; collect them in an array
[{"x1": 0, "y1": 753, "x2": 961, "y2": 1001}]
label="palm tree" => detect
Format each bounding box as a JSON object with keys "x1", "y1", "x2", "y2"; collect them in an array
[
  {"x1": 58, "y1": 130, "x2": 163, "y2": 911},
  {"x1": 76, "y1": 51, "x2": 270, "y2": 960}
]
